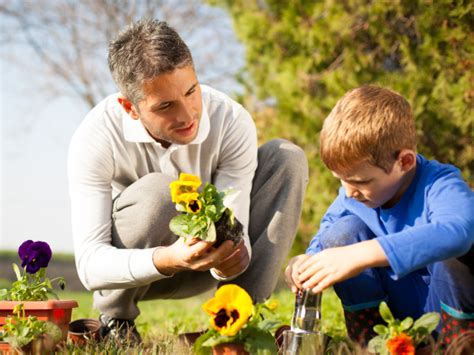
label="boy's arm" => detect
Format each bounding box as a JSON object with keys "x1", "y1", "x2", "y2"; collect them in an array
[
  {"x1": 298, "y1": 189, "x2": 367, "y2": 292},
  {"x1": 306, "y1": 189, "x2": 350, "y2": 255},
  {"x1": 377, "y1": 172, "x2": 473, "y2": 279},
  {"x1": 298, "y1": 239, "x2": 388, "y2": 293}
]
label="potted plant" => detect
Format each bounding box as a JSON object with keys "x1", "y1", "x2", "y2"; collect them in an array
[
  {"x1": 0, "y1": 240, "x2": 78, "y2": 347},
  {"x1": 169, "y1": 173, "x2": 243, "y2": 247},
  {"x1": 0, "y1": 303, "x2": 62, "y2": 354},
  {"x1": 193, "y1": 284, "x2": 281, "y2": 355},
  {"x1": 368, "y1": 301, "x2": 440, "y2": 355}
]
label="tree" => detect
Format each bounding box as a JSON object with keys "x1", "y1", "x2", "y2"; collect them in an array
[
  {"x1": 212, "y1": 0, "x2": 473, "y2": 251},
  {"x1": 0, "y1": 0, "x2": 243, "y2": 108}
]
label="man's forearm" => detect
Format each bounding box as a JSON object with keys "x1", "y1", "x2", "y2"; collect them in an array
[{"x1": 152, "y1": 246, "x2": 177, "y2": 276}]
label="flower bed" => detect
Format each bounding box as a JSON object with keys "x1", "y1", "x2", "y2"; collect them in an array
[{"x1": 0, "y1": 300, "x2": 78, "y2": 341}]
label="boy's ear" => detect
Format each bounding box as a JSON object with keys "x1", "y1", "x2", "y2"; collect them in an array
[
  {"x1": 118, "y1": 96, "x2": 140, "y2": 120},
  {"x1": 397, "y1": 149, "x2": 417, "y2": 172}
]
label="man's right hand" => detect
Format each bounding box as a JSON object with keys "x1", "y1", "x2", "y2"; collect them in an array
[{"x1": 152, "y1": 237, "x2": 236, "y2": 276}]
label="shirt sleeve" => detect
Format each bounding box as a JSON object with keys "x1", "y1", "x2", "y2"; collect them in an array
[
  {"x1": 377, "y1": 171, "x2": 474, "y2": 279},
  {"x1": 68, "y1": 118, "x2": 171, "y2": 291},
  {"x1": 306, "y1": 189, "x2": 351, "y2": 255},
  {"x1": 212, "y1": 106, "x2": 257, "y2": 278}
]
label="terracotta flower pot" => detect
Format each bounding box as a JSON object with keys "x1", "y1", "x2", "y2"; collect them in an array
[
  {"x1": 212, "y1": 342, "x2": 249, "y2": 355},
  {"x1": 21, "y1": 334, "x2": 58, "y2": 353},
  {"x1": 0, "y1": 300, "x2": 78, "y2": 341},
  {"x1": 0, "y1": 341, "x2": 13, "y2": 355},
  {"x1": 275, "y1": 325, "x2": 291, "y2": 350},
  {"x1": 68, "y1": 318, "x2": 101, "y2": 345},
  {"x1": 0, "y1": 334, "x2": 58, "y2": 355},
  {"x1": 178, "y1": 330, "x2": 207, "y2": 346}
]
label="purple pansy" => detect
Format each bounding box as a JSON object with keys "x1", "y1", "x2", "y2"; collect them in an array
[{"x1": 18, "y1": 240, "x2": 52, "y2": 274}]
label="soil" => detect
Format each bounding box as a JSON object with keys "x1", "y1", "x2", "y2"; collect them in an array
[{"x1": 213, "y1": 209, "x2": 244, "y2": 248}]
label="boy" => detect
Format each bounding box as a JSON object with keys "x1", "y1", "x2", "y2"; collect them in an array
[{"x1": 285, "y1": 85, "x2": 473, "y2": 346}]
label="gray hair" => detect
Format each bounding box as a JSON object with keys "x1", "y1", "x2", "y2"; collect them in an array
[{"x1": 108, "y1": 18, "x2": 194, "y2": 105}]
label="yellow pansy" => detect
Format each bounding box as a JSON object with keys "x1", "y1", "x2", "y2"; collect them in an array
[
  {"x1": 178, "y1": 192, "x2": 200, "y2": 204},
  {"x1": 265, "y1": 299, "x2": 279, "y2": 311},
  {"x1": 169, "y1": 173, "x2": 202, "y2": 203},
  {"x1": 185, "y1": 198, "x2": 202, "y2": 214},
  {"x1": 202, "y1": 284, "x2": 254, "y2": 337}
]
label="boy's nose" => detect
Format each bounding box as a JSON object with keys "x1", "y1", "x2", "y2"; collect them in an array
[{"x1": 345, "y1": 185, "x2": 360, "y2": 199}]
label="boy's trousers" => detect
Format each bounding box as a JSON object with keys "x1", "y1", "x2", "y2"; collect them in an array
[
  {"x1": 94, "y1": 139, "x2": 309, "y2": 320},
  {"x1": 318, "y1": 215, "x2": 474, "y2": 329}
]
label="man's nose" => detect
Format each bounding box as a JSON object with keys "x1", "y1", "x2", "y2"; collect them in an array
[{"x1": 177, "y1": 101, "x2": 194, "y2": 123}]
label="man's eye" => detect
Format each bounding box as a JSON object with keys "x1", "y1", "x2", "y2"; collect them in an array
[
  {"x1": 185, "y1": 88, "x2": 195, "y2": 96},
  {"x1": 156, "y1": 103, "x2": 171, "y2": 111}
]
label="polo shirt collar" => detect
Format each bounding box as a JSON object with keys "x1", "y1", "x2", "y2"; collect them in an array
[{"x1": 122, "y1": 100, "x2": 210, "y2": 146}]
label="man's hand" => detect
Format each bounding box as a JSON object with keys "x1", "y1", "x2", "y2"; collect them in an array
[
  {"x1": 297, "y1": 240, "x2": 388, "y2": 294},
  {"x1": 211, "y1": 240, "x2": 249, "y2": 278},
  {"x1": 152, "y1": 237, "x2": 237, "y2": 276},
  {"x1": 284, "y1": 254, "x2": 311, "y2": 293}
]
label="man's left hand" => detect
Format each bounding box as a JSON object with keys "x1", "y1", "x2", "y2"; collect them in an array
[{"x1": 212, "y1": 240, "x2": 249, "y2": 278}]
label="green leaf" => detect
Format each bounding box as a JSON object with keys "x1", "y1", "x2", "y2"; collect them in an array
[
  {"x1": 12, "y1": 263, "x2": 22, "y2": 281},
  {"x1": 226, "y1": 208, "x2": 235, "y2": 226},
  {"x1": 205, "y1": 222, "x2": 217, "y2": 243},
  {"x1": 202, "y1": 334, "x2": 235, "y2": 347},
  {"x1": 193, "y1": 331, "x2": 214, "y2": 355},
  {"x1": 44, "y1": 322, "x2": 62, "y2": 342},
  {"x1": 367, "y1": 336, "x2": 385, "y2": 353},
  {"x1": 413, "y1": 312, "x2": 440, "y2": 333},
  {"x1": 259, "y1": 320, "x2": 280, "y2": 332},
  {"x1": 244, "y1": 328, "x2": 276, "y2": 354},
  {"x1": 379, "y1": 302, "x2": 394, "y2": 323},
  {"x1": 205, "y1": 204, "x2": 217, "y2": 219},
  {"x1": 169, "y1": 214, "x2": 193, "y2": 238},
  {"x1": 400, "y1": 317, "x2": 413, "y2": 331},
  {"x1": 373, "y1": 324, "x2": 389, "y2": 335}
]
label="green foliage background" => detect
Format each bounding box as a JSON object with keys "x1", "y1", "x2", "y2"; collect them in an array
[{"x1": 211, "y1": 0, "x2": 473, "y2": 253}]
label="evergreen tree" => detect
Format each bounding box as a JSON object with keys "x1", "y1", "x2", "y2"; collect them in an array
[{"x1": 212, "y1": 0, "x2": 473, "y2": 252}]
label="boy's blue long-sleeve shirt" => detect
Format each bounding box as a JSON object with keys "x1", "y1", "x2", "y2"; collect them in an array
[{"x1": 307, "y1": 155, "x2": 474, "y2": 280}]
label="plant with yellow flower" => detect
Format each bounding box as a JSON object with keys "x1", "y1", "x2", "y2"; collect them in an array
[
  {"x1": 169, "y1": 173, "x2": 243, "y2": 246},
  {"x1": 368, "y1": 302, "x2": 440, "y2": 355},
  {"x1": 194, "y1": 284, "x2": 281, "y2": 354}
]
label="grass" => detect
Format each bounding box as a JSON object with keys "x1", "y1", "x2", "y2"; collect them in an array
[
  {"x1": 1, "y1": 250, "x2": 351, "y2": 351},
  {"x1": 9, "y1": 287, "x2": 474, "y2": 353},
  {"x1": 47, "y1": 287, "x2": 349, "y2": 354},
  {"x1": 59, "y1": 287, "x2": 346, "y2": 340}
]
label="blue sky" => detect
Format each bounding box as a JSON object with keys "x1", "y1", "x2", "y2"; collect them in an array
[{"x1": 0, "y1": 57, "x2": 88, "y2": 252}]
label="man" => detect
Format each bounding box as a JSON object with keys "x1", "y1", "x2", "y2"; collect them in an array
[{"x1": 68, "y1": 18, "x2": 308, "y2": 343}]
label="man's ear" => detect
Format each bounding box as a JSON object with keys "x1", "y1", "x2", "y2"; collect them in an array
[
  {"x1": 118, "y1": 96, "x2": 140, "y2": 120},
  {"x1": 397, "y1": 149, "x2": 417, "y2": 172}
]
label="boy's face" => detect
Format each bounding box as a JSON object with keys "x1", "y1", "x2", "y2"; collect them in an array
[
  {"x1": 332, "y1": 154, "x2": 416, "y2": 209},
  {"x1": 119, "y1": 65, "x2": 202, "y2": 148}
]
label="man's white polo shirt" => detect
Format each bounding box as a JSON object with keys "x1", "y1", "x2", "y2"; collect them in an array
[{"x1": 68, "y1": 85, "x2": 257, "y2": 291}]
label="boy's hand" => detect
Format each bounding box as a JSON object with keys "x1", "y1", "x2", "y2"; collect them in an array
[
  {"x1": 284, "y1": 254, "x2": 311, "y2": 293},
  {"x1": 297, "y1": 240, "x2": 388, "y2": 294}
]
